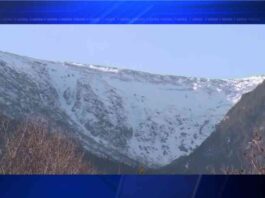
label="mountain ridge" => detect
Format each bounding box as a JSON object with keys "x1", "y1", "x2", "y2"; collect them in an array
[
  {"x1": 2, "y1": 49, "x2": 264, "y2": 80},
  {"x1": 0, "y1": 50, "x2": 264, "y2": 168}
]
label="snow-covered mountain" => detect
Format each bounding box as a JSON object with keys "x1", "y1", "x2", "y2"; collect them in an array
[{"x1": 0, "y1": 51, "x2": 264, "y2": 168}]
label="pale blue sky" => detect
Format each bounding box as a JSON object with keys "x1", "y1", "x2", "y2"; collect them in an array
[{"x1": 0, "y1": 25, "x2": 264, "y2": 78}]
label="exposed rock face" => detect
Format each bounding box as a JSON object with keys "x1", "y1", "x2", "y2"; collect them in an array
[
  {"x1": 0, "y1": 51, "x2": 264, "y2": 168},
  {"x1": 161, "y1": 81, "x2": 265, "y2": 173}
]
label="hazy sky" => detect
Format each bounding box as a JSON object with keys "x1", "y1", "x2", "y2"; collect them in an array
[{"x1": 0, "y1": 25, "x2": 264, "y2": 78}]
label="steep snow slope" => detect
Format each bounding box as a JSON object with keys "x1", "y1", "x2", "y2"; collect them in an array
[{"x1": 0, "y1": 51, "x2": 264, "y2": 168}]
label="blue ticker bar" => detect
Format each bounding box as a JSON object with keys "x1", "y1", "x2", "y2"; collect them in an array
[{"x1": 0, "y1": 1, "x2": 264, "y2": 24}]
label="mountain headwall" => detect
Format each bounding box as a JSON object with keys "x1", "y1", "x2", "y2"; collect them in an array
[{"x1": 0, "y1": 51, "x2": 264, "y2": 168}]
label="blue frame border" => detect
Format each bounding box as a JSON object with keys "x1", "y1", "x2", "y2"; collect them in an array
[{"x1": 1, "y1": 1, "x2": 265, "y2": 197}]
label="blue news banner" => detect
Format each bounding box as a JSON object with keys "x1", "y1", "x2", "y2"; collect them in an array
[
  {"x1": 0, "y1": 1, "x2": 264, "y2": 24},
  {"x1": 0, "y1": 1, "x2": 265, "y2": 198}
]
